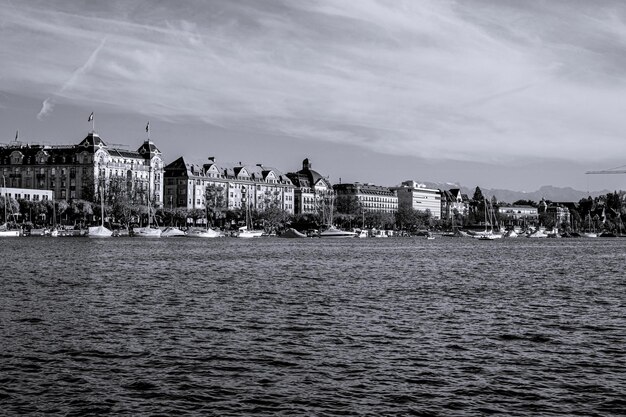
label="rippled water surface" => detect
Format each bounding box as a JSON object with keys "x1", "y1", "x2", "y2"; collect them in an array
[{"x1": 1, "y1": 237, "x2": 625, "y2": 415}]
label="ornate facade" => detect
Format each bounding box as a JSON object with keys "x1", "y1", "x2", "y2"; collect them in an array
[
  {"x1": 163, "y1": 156, "x2": 295, "y2": 213},
  {"x1": 286, "y1": 158, "x2": 332, "y2": 215},
  {"x1": 333, "y1": 182, "x2": 398, "y2": 214},
  {"x1": 0, "y1": 132, "x2": 164, "y2": 206}
]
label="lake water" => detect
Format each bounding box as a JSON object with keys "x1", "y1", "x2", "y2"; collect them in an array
[{"x1": 1, "y1": 237, "x2": 625, "y2": 416}]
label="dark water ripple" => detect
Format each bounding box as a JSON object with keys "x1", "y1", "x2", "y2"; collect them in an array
[{"x1": 1, "y1": 237, "x2": 625, "y2": 415}]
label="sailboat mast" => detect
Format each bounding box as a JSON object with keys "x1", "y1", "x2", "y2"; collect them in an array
[
  {"x1": 3, "y1": 175, "x2": 7, "y2": 224},
  {"x1": 100, "y1": 182, "x2": 105, "y2": 227}
]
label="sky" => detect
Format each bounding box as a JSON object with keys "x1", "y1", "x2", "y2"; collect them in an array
[{"x1": 1, "y1": 0, "x2": 626, "y2": 192}]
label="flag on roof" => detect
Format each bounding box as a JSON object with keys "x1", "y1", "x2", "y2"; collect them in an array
[
  {"x1": 88, "y1": 112, "x2": 94, "y2": 122},
  {"x1": 146, "y1": 121, "x2": 150, "y2": 133}
]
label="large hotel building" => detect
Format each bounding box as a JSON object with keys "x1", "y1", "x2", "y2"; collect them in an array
[{"x1": 0, "y1": 132, "x2": 164, "y2": 206}]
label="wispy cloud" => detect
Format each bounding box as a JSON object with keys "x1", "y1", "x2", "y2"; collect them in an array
[
  {"x1": 36, "y1": 37, "x2": 107, "y2": 119},
  {"x1": 4, "y1": 0, "x2": 626, "y2": 164}
]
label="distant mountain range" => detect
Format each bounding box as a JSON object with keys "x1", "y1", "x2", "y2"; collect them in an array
[{"x1": 412, "y1": 182, "x2": 613, "y2": 203}]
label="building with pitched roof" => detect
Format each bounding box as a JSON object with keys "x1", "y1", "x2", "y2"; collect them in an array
[
  {"x1": 333, "y1": 182, "x2": 398, "y2": 214},
  {"x1": 285, "y1": 158, "x2": 333, "y2": 215},
  {"x1": 163, "y1": 156, "x2": 295, "y2": 213},
  {"x1": 441, "y1": 188, "x2": 470, "y2": 219},
  {"x1": 0, "y1": 131, "x2": 164, "y2": 206}
]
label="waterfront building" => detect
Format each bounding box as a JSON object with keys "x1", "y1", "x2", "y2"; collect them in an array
[
  {"x1": 333, "y1": 182, "x2": 398, "y2": 214},
  {"x1": 539, "y1": 199, "x2": 571, "y2": 227},
  {"x1": 286, "y1": 159, "x2": 333, "y2": 215},
  {"x1": 163, "y1": 156, "x2": 295, "y2": 213},
  {"x1": 0, "y1": 186, "x2": 53, "y2": 202},
  {"x1": 391, "y1": 180, "x2": 442, "y2": 219},
  {"x1": 441, "y1": 188, "x2": 470, "y2": 219},
  {"x1": 0, "y1": 132, "x2": 164, "y2": 206},
  {"x1": 497, "y1": 205, "x2": 539, "y2": 225}
]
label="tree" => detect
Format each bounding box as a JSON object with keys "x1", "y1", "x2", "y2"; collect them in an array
[
  {"x1": 188, "y1": 208, "x2": 205, "y2": 227},
  {"x1": 469, "y1": 186, "x2": 486, "y2": 225},
  {"x1": 57, "y1": 200, "x2": 70, "y2": 225},
  {"x1": 512, "y1": 199, "x2": 537, "y2": 207},
  {"x1": 70, "y1": 200, "x2": 93, "y2": 226},
  {"x1": 260, "y1": 206, "x2": 290, "y2": 231},
  {"x1": 395, "y1": 202, "x2": 418, "y2": 232},
  {"x1": 335, "y1": 194, "x2": 360, "y2": 216},
  {"x1": 204, "y1": 184, "x2": 226, "y2": 226}
]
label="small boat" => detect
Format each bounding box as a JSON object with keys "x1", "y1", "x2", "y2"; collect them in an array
[
  {"x1": 356, "y1": 229, "x2": 368, "y2": 238},
  {"x1": 133, "y1": 226, "x2": 162, "y2": 238},
  {"x1": 88, "y1": 185, "x2": 112, "y2": 238},
  {"x1": 30, "y1": 228, "x2": 50, "y2": 236},
  {"x1": 477, "y1": 232, "x2": 502, "y2": 240},
  {"x1": 319, "y1": 226, "x2": 356, "y2": 238},
  {"x1": 0, "y1": 224, "x2": 20, "y2": 238},
  {"x1": 1, "y1": 178, "x2": 20, "y2": 237},
  {"x1": 475, "y1": 199, "x2": 502, "y2": 240},
  {"x1": 582, "y1": 232, "x2": 598, "y2": 238},
  {"x1": 279, "y1": 228, "x2": 307, "y2": 238},
  {"x1": 186, "y1": 227, "x2": 222, "y2": 238},
  {"x1": 425, "y1": 232, "x2": 435, "y2": 240},
  {"x1": 88, "y1": 225, "x2": 113, "y2": 238},
  {"x1": 237, "y1": 226, "x2": 263, "y2": 238},
  {"x1": 161, "y1": 227, "x2": 186, "y2": 237},
  {"x1": 237, "y1": 187, "x2": 263, "y2": 238},
  {"x1": 527, "y1": 227, "x2": 548, "y2": 238}
]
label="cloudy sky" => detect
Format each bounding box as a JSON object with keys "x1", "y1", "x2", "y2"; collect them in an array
[{"x1": 1, "y1": 0, "x2": 626, "y2": 192}]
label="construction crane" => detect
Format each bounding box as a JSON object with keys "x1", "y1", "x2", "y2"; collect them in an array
[{"x1": 586, "y1": 165, "x2": 626, "y2": 175}]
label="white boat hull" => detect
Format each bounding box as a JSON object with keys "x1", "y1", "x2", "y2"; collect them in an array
[
  {"x1": 0, "y1": 230, "x2": 20, "y2": 237},
  {"x1": 279, "y1": 228, "x2": 307, "y2": 238},
  {"x1": 320, "y1": 227, "x2": 356, "y2": 238},
  {"x1": 237, "y1": 230, "x2": 263, "y2": 238},
  {"x1": 88, "y1": 225, "x2": 113, "y2": 238},
  {"x1": 161, "y1": 227, "x2": 187, "y2": 237},
  {"x1": 187, "y1": 228, "x2": 222, "y2": 238},
  {"x1": 133, "y1": 227, "x2": 162, "y2": 238}
]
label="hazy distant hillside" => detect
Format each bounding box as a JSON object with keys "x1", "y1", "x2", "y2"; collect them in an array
[
  {"x1": 461, "y1": 185, "x2": 612, "y2": 204},
  {"x1": 407, "y1": 181, "x2": 613, "y2": 203}
]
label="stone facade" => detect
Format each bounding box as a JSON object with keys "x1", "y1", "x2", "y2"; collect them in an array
[
  {"x1": 286, "y1": 159, "x2": 332, "y2": 215},
  {"x1": 163, "y1": 156, "x2": 295, "y2": 213},
  {"x1": 0, "y1": 132, "x2": 164, "y2": 206},
  {"x1": 333, "y1": 182, "x2": 398, "y2": 214}
]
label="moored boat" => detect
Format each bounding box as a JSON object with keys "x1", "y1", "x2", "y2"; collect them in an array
[
  {"x1": 133, "y1": 226, "x2": 162, "y2": 238},
  {"x1": 279, "y1": 228, "x2": 307, "y2": 238},
  {"x1": 88, "y1": 184, "x2": 112, "y2": 238},
  {"x1": 187, "y1": 227, "x2": 222, "y2": 238},
  {"x1": 161, "y1": 227, "x2": 186, "y2": 237},
  {"x1": 319, "y1": 226, "x2": 356, "y2": 238},
  {"x1": 0, "y1": 224, "x2": 20, "y2": 237},
  {"x1": 237, "y1": 226, "x2": 263, "y2": 238},
  {"x1": 88, "y1": 225, "x2": 113, "y2": 238}
]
